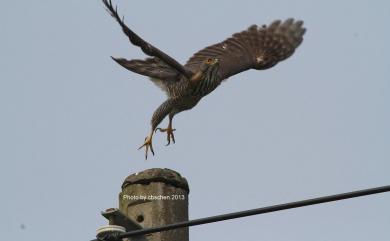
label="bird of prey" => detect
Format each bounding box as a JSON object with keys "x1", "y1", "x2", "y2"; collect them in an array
[{"x1": 103, "y1": 0, "x2": 306, "y2": 159}]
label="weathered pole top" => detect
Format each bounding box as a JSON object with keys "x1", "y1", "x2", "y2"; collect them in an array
[{"x1": 122, "y1": 168, "x2": 189, "y2": 193}]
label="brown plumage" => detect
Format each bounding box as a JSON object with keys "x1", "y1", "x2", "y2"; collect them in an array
[{"x1": 103, "y1": 0, "x2": 306, "y2": 159}]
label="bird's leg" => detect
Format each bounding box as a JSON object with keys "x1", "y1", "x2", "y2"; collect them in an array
[
  {"x1": 156, "y1": 114, "x2": 176, "y2": 146},
  {"x1": 138, "y1": 130, "x2": 154, "y2": 159},
  {"x1": 139, "y1": 99, "x2": 173, "y2": 158}
]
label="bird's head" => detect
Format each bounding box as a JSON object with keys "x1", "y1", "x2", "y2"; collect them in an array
[{"x1": 190, "y1": 58, "x2": 220, "y2": 82}]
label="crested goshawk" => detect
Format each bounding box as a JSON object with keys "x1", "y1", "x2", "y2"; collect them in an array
[{"x1": 103, "y1": 0, "x2": 306, "y2": 159}]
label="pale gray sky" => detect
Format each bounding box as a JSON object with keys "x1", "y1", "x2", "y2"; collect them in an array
[{"x1": 1, "y1": 1, "x2": 389, "y2": 241}]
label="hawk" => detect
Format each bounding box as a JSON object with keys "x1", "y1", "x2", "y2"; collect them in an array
[{"x1": 103, "y1": 0, "x2": 306, "y2": 159}]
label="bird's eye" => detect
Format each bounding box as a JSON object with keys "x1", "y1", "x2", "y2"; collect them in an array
[{"x1": 206, "y1": 58, "x2": 213, "y2": 64}]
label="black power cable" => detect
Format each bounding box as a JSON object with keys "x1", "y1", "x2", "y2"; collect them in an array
[{"x1": 92, "y1": 185, "x2": 390, "y2": 241}]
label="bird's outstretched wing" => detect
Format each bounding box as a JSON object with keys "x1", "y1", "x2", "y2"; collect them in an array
[
  {"x1": 185, "y1": 19, "x2": 306, "y2": 81},
  {"x1": 113, "y1": 57, "x2": 181, "y2": 93},
  {"x1": 103, "y1": 0, "x2": 193, "y2": 79},
  {"x1": 112, "y1": 57, "x2": 180, "y2": 80}
]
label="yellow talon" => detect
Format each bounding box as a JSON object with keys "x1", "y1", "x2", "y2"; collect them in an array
[
  {"x1": 156, "y1": 127, "x2": 176, "y2": 146},
  {"x1": 138, "y1": 133, "x2": 154, "y2": 159}
]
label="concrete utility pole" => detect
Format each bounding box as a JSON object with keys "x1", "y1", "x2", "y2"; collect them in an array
[{"x1": 114, "y1": 168, "x2": 189, "y2": 241}]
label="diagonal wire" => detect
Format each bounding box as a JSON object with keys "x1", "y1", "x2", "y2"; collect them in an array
[{"x1": 92, "y1": 185, "x2": 390, "y2": 241}]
